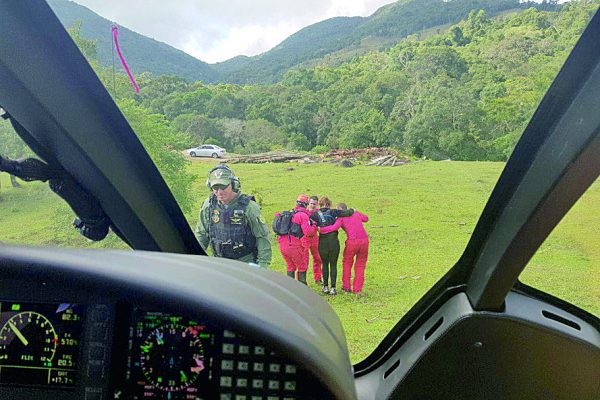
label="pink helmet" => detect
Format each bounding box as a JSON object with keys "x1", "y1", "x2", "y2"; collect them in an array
[{"x1": 297, "y1": 194, "x2": 309, "y2": 204}]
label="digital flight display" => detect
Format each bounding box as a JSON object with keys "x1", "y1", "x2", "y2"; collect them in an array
[
  {"x1": 0, "y1": 301, "x2": 84, "y2": 388},
  {"x1": 125, "y1": 311, "x2": 217, "y2": 399}
]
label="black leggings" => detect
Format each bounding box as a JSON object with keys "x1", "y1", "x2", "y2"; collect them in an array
[{"x1": 319, "y1": 232, "x2": 340, "y2": 288}]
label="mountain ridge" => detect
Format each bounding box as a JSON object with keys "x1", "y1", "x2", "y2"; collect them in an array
[
  {"x1": 47, "y1": 0, "x2": 219, "y2": 82},
  {"x1": 50, "y1": 0, "x2": 558, "y2": 84}
]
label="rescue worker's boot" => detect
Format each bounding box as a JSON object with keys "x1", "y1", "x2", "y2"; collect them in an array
[
  {"x1": 287, "y1": 271, "x2": 295, "y2": 279},
  {"x1": 297, "y1": 272, "x2": 308, "y2": 285}
]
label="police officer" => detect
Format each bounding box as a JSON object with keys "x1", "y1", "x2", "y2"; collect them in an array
[{"x1": 195, "y1": 164, "x2": 272, "y2": 268}]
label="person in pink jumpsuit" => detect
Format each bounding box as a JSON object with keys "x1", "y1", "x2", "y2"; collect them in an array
[
  {"x1": 276, "y1": 194, "x2": 316, "y2": 285},
  {"x1": 304, "y1": 195, "x2": 323, "y2": 284},
  {"x1": 319, "y1": 203, "x2": 369, "y2": 298}
]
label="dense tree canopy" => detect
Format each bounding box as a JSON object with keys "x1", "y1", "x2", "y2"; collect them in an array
[
  {"x1": 71, "y1": 1, "x2": 600, "y2": 161},
  {"x1": 0, "y1": 30, "x2": 197, "y2": 211},
  {"x1": 4, "y1": 2, "x2": 593, "y2": 201},
  {"x1": 141, "y1": 2, "x2": 598, "y2": 159}
]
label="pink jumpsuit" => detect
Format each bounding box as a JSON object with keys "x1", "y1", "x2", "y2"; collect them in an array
[
  {"x1": 320, "y1": 211, "x2": 369, "y2": 293},
  {"x1": 303, "y1": 209, "x2": 323, "y2": 282},
  {"x1": 277, "y1": 207, "x2": 316, "y2": 274}
]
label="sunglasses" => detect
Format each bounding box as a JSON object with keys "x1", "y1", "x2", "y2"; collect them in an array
[{"x1": 211, "y1": 184, "x2": 230, "y2": 191}]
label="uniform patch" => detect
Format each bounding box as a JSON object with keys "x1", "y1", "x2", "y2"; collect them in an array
[
  {"x1": 231, "y1": 209, "x2": 245, "y2": 224},
  {"x1": 211, "y1": 209, "x2": 220, "y2": 223},
  {"x1": 214, "y1": 170, "x2": 223, "y2": 178}
]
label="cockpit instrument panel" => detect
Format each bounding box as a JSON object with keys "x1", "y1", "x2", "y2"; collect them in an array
[
  {"x1": 122, "y1": 310, "x2": 300, "y2": 400},
  {"x1": 0, "y1": 301, "x2": 84, "y2": 388},
  {"x1": 125, "y1": 311, "x2": 215, "y2": 399}
]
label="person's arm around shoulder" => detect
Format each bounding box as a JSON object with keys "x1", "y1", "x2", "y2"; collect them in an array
[
  {"x1": 195, "y1": 198, "x2": 212, "y2": 254},
  {"x1": 357, "y1": 210, "x2": 369, "y2": 223},
  {"x1": 246, "y1": 200, "x2": 272, "y2": 268},
  {"x1": 335, "y1": 208, "x2": 354, "y2": 218},
  {"x1": 319, "y1": 216, "x2": 343, "y2": 234}
]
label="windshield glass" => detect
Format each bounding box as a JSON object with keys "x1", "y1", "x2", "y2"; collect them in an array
[
  {"x1": 1, "y1": 0, "x2": 598, "y2": 363},
  {"x1": 520, "y1": 177, "x2": 600, "y2": 317}
]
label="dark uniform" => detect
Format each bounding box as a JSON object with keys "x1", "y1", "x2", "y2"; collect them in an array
[{"x1": 195, "y1": 166, "x2": 272, "y2": 268}]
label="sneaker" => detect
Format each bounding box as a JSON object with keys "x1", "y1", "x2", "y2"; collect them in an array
[
  {"x1": 341, "y1": 288, "x2": 352, "y2": 294},
  {"x1": 330, "y1": 287, "x2": 337, "y2": 296},
  {"x1": 322, "y1": 285, "x2": 329, "y2": 294}
]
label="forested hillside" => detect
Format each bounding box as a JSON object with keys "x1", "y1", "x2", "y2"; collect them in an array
[
  {"x1": 47, "y1": 0, "x2": 218, "y2": 82},
  {"x1": 214, "y1": 0, "x2": 546, "y2": 83},
  {"x1": 4, "y1": 1, "x2": 597, "y2": 165},
  {"x1": 118, "y1": 2, "x2": 596, "y2": 161},
  {"x1": 48, "y1": 0, "x2": 557, "y2": 84}
]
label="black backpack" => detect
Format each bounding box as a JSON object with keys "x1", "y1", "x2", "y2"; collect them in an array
[
  {"x1": 273, "y1": 211, "x2": 304, "y2": 238},
  {"x1": 313, "y1": 210, "x2": 336, "y2": 227}
]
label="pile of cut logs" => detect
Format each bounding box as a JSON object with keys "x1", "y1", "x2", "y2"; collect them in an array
[
  {"x1": 227, "y1": 150, "x2": 313, "y2": 164},
  {"x1": 224, "y1": 148, "x2": 408, "y2": 166},
  {"x1": 325, "y1": 147, "x2": 395, "y2": 159},
  {"x1": 367, "y1": 155, "x2": 408, "y2": 166}
]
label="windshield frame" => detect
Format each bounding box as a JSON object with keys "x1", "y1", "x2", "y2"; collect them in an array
[{"x1": 354, "y1": 7, "x2": 600, "y2": 374}]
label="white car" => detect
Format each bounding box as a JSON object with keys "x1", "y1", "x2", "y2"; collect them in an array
[{"x1": 187, "y1": 144, "x2": 226, "y2": 158}]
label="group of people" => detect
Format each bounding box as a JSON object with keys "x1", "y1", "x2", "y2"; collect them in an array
[
  {"x1": 274, "y1": 194, "x2": 369, "y2": 297},
  {"x1": 195, "y1": 164, "x2": 369, "y2": 299}
]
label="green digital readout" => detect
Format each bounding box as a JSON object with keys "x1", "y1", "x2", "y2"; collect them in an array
[{"x1": 0, "y1": 301, "x2": 84, "y2": 388}]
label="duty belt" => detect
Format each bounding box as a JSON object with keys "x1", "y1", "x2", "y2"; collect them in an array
[{"x1": 212, "y1": 240, "x2": 255, "y2": 259}]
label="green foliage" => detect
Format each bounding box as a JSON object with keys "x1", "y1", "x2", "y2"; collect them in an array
[
  {"x1": 67, "y1": 19, "x2": 98, "y2": 60},
  {"x1": 172, "y1": 114, "x2": 225, "y2": 146},
  {"x1": 117, "y1": 100, "x2": 197, "y2": 213},
  {"x1": 0, "y1": 119, "x2": 31, "y2": 159},
  {"x1": 65, "y1": 1, "x2": 600, "y2": 161},
  {"x1": 241, "y1": 119, "x2": 287, "y2": 154},
  {"x1": 333, "y1": 103, "x2": 387, "y2": 148},
  {"x1": 216, "y1": 0, "x2": 529, "y2": 84},
  {"x1": 287, "y1": 133, "x2": 312, "y2": 151},
  {"x1": 162, "y1": 85, "x2": 213, "y2": 120},
  {"x1": 52, "y1": 0, "x2": 566, "y2": 85},
  {"x1": 310, "y1": 145, "x2": 330, "y2": 154},
  {"x1": 48, "y1": 0, "x2": 218, "y2": 82},
  {"x1": 0, "y1": 119, "x2": 32, "y2": 196},
  {"x1": 406, "y1": 46, "x2": 468, "y2": 80}
]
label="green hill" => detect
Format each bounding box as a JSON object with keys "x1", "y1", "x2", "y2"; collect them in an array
[
  {"x1": 48, "y1": 0, "x2": 560, "y2": 84},
  {"x1": 214, "y1": 0, "x2": 551, "y2": 84},
  {"x1": 47, "y1": 0, "x2": 219, "y2": 82},
  {"x1": 214, "y1": 16, "x2": 365, "y2": 84}
]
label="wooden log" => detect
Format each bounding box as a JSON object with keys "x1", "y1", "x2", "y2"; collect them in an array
[
  {"x1": 227, "y1": 152, "x2": 309, "y2": 164},
  {"x1": 381, "y1": 156, "x2": 395, "y2": 166},
  {"x1": 368, "y1": 155, "x2": 392, "y2": 165}
]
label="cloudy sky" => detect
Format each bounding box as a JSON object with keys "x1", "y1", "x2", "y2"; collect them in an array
[{"x1": 71, "y1": 0, "x2": 396, "y2": 63}]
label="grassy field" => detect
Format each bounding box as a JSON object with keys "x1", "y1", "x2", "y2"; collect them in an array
[{"x1": 1, "y1": 160, "x2": 598, "y2": 362}]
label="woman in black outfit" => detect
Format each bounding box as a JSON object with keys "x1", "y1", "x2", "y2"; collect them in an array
[{"x1": 310, "y1": 196, "x2": 353, "y2": 295}]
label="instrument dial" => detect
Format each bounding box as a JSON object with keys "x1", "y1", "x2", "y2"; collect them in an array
[
  {"x1": 140, "y1": 323, "x2": 206, "y2": 392},
  {"x1": 0, "y1": 311, "x2": 58, "y2": 367}
]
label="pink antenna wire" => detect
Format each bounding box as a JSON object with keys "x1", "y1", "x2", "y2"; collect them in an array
[{"x1": 111, "y1": 25, "x2": 140, "y2": 93}]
